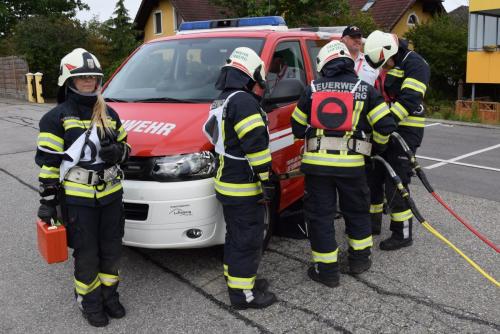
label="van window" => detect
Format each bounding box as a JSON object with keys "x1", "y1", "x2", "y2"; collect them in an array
[
  {"x1": 103, "y1": 38, "x2": 264, "y2": 102},
  {"x1": 306, "y1": 39, "x2": 330, "y2": 78},
  {"x1": 265, "y1": 41, "x2": 307, "y2": 99}
]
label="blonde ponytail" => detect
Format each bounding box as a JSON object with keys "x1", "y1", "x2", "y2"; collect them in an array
[{"x1": 91, "y1": 92, "x2": 113, "y2": 138}]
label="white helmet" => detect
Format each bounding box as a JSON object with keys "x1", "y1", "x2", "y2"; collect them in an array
[
  {"x1": 225, "y1": 47, "x2": 266, "y2": 88},
  {"x1": 316, "y1": 40, "x2": 352, "y2": 73},
  {"x1": 58, "y1": 48, "x2": 103, "y2": 87},
  {"x1": 364, "y1": 30, "x2": 399, "y2": 69}
]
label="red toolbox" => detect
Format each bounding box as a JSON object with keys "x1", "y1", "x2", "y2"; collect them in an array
[{"x1": 36, "y1": 220, "x2": 68, "y2": 264}]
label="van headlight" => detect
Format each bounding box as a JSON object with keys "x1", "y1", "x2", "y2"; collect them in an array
[{"x1": 152, "y1": 151, "x2": 215, "y2": 181}]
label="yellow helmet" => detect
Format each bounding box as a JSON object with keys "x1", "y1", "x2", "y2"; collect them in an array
[{"x1": 364, "y1": 30, "x2": 399, "y2": 69}]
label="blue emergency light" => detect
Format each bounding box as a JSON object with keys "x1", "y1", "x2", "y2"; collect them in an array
[{"x1": 178, "y1": 16, "x2": 286, "y2": 31}]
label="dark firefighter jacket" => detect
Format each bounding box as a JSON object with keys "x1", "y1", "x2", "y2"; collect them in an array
[
  {"x1": 291, "y1": 58, "x2": 397, "y2": 178},
  {"x1": 212, "y1": 67, "x2": 271, "y2": 204},
  {"x1": 35, "y1": 91, "x2": 128, "y2": 207},
  {"x1": 384, "y1": 42, "x2": 430, "y2": 147}
]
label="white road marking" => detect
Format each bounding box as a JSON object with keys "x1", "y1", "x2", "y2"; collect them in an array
[
  {"x1": 425, "y1": 122, "x2": 441, "y2": 127},
  {"x1": 419, "y1": 143, "x2": 500, "y2": 170},
  {"x1": 417, "y1": 155, "x2": 500, "y2": 172}
]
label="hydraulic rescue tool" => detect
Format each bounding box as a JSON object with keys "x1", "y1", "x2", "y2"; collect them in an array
[
  {"x1": 390, "y1": 132, "x2": 499, "y2": 253},
  {"x1": 372, "y1": 155, "x2": 499, "y2": 287}
]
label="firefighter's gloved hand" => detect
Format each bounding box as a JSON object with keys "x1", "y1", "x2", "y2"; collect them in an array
[
  {"x1": 99, "y1": 142, "x2": 124, "y2": 164},
  {"x1": 261, "y1": 180, "x2": 276, "y2": 203},
  {"x1": 371, "y1": 142, "x2": 386, "y2": 156},
  {"x1": 38, "y1": 199, "x2": 57, "y2": 225}
]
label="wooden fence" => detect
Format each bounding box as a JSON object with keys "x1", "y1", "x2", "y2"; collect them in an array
[
  {"x1": 455, "y1": 100, "x2": 500, "y2": 124},
  {"x1": 0, "y1": 56, "x2": 29, "y2": 100}
]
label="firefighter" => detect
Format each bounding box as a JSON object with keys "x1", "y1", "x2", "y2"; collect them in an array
[
  {"x1": 36, "y1": 48, "x2": 130, "y2": 327},
  {"x1": 291, "y1": 41, "x2": 396, "y2": 287},
  {"x1": 205, "y1": 47, "x2": 277, "y2": 309},
  {"x1": 364, "y1": 31, "x2": 430, "y2": 250}
]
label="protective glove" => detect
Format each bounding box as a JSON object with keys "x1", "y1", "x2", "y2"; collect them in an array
[
  {"x1": 260, "y1": 180, "x2": 276, "y2": 203},
  {"x1": 371, "y1": 142, "x2": 387, "y2": 156},
  {"x1": 37, "y1": 202, "x2": 57, "y2": 225},
  {"x1": 99, "y1": 142, "x2": 124, "y2": 164}
]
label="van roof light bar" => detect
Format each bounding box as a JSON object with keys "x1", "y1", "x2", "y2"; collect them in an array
[{"x1": 178, "y1": 16, "x2": 287, "y2": 33}]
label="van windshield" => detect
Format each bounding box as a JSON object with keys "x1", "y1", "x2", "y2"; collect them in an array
[{"x1": 103, "y1": 37, "x2": 264, "y2": 102}]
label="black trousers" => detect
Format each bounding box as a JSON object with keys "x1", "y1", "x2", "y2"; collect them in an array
[
  {"x1": 65, "y1": 198, "x2": 124, "y2": 312},
  {"x1": 304, "y1": 173, "x2": 371, "y2": 274},
  {"x1": 368, "y1": 134, "x2": 417, "y2": 239},
  {"x1": 222, "y1": 201, "x2": 264, "y2": 291}
]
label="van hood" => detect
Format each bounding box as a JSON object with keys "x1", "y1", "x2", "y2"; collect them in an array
[{"x1": 108, "y1": 102, "x2": 213, "y2": 157}]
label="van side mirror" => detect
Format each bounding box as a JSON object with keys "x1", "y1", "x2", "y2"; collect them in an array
[{"x1": 265, "y1": 78, "x2": 305, "y2": 105}]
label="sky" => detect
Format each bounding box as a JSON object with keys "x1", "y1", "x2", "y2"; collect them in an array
[{"x1": 76, "y1": 0, "x2": 470, "y2": 23}]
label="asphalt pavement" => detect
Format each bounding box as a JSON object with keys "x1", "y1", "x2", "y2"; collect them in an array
[{"x1": 0, "y1": 98, "x2": 498, "y2": 334}]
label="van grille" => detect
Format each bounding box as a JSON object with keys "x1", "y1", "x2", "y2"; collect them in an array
[{"x1": 124, "y1": 202, "x2": 149, "y2": 221}]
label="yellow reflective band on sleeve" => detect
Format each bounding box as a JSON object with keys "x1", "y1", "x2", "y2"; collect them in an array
[
  {"x1": 227, "y1": 275, "x2": 256, "y2": 289},
  {"x1": 39, "y1": 165, "x2": 60, "y2": 179},
  {"x1": 372, "y1": 130, "x2": 389, "y2": 145},
  {"x1": 387, "y1": 68, "x2": 404, "y2": 78},
  {"x1": 348, "y1": 236, "x2": 373, "y2": 250},
  {"x1": 401, "y1": 77, "x2": 427, "y2": 96},
  {"x1": 74, "y1": 276, "x2": 101, "y2": 296},
  {"x1": 312, "y1": 248, "x2": 338, "y2": 264},
  {"x1": 223, "y1": 264, "x2": 228, "y2": 277},
  {"x1": 399, "y1": 116, "x2": 426, "y2": 128},
  {"x1": 302, "y1": 152, "x2": 365, "y2": 167},
  {"x1": 391, "y1": 209, "x2": 413, "y2": 222},
  {"x1": 367, "y1": 103, "x2": 390, "y2": 126},
  {"x1": 370, "y1": 203, "x2": 384, "y2": 214},
  {"x1": 246, "y1": 148, "x2": 271, "y2": 167},
  {"x1": 390, "y1": 102, "x2": 409, "y2": 121},
  {"x1": 292, "y1": 107, "x2": 308, "y2": 126},
  {"x1": 63, "y1": 119, "x2": 85, "y2": 131},
  {"x1": 117, "y1": 125, "x2": 127, "y2": 142},
  {"x1": 352, "y1": 101, "x2": 364, "y2": 130},
  {"x1": 214, "y1": 179, "x2": 262, "y2": 197},
  {"x1": 234, "y1": 114, "x2": 265, "y2": 139},
  {"x1": 98, "y1": 273, "x2": 119, "y2": 287},
  {"x1": 37, "y1": 132, "x2": 64, "y2": 152}
]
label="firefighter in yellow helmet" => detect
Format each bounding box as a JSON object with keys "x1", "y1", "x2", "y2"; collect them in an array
[
  {"x1": 364, "y1": 31, "x2": 430, "y2": 250},
  {"x1": 36, "y1": 48, "x2": 130, "y2": 327},
  {"x1": 291, "y1": 41, "x2": 396, "y2": 287},
  {"x1": 204, "y1": 47, "x2": 277, "y2": 309}
]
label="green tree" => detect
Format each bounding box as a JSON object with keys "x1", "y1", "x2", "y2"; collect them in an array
[
  {"x1": 0, "y1": 0, "x2": 88, "y2": 37},
  {"x1": 11, "y1": 15, "x2": 88, "y2": 98},
  {"x1": 101, "y1": 0, "x2": 140, "y2": 78},
  {"x1": 405, "y1": 14, "x2": 467, "y2": 100},
  {"x1": 209, "y1": 0, "x2": 377, "y2": 33}
]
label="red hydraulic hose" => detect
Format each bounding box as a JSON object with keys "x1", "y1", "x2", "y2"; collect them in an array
[{"x1": 390, "y1": 132, "x2": 500, "y2": 253}]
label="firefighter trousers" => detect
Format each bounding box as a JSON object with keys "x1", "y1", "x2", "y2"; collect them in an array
[
  {"x1": 368, "y1": 136, "x2": 416, "y2": 240},
  {"x1": 304, "y1": 174, "x2": 372, "y2": 277},
  {"x1": 222, "y1": 201, "x2": 264, "y2": 294},
  {"x1": 65, "y1": 198, "x2": 124, "y2": 313}
]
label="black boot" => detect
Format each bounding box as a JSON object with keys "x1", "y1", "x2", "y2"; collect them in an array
[
  {"x1": 104, "y1": 300, "x2": 126, "y2": 319},
  {"x1": 307, "y1": 266, "x2": 339, "y2": 288},
  {"x1": 380, "y1": 235, "x2": 413, "y2": 250},
  {"x1": 349, "y1": 258, "x2": 372, "y2": 275},
  {"x1": 230, "y1": 288, "x2": 277, "y2": 310},
  {"x1": 83, "y1": 310, "x2": 108, "y2": 327},
  {"x1": 255, "y1": 278, "x2": 270, "y2": 292},
  {"x1": 371, "y1": 213, "x2": 382, "y2": 235}
]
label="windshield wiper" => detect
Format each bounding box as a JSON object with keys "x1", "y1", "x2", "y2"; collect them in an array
[
  {"x1": 132, "y1": 97, "x2": 199, "y2": 103},
  {"x1": 104, "y1": 97, "x2": 130, "y2": 102}
]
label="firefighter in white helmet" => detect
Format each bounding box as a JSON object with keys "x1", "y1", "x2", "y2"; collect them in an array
[
  {"x1": 291, "y1": 41, "x2": 396, "y2": 287},
  {"x1": 36, "y1": 48, "x2": 130, "y2": 327},
  {"x1": 204, "y1": 47, "x2": 276, "y2": 309},
  {"x1": 364, "y1": 31, "x2": 430, "y2": 250}
]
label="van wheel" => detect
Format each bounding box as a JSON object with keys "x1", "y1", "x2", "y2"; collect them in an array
[{"x1": 262, "y1": 183, "x2": 279, "y2": 251}]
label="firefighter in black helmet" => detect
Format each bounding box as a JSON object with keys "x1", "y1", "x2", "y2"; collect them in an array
[
  {"x1": 365, "y1": 31, "x2": 430, "y2": 250},
  {"x1": 291, "y1": 41, "x2": 396, "y2": 287},
  {"x1": 204, "y1": 47, "x2": 277, "y2": 309},
  {"x1": 35, "y1": 48, "x2": 130, "y2": 327}
]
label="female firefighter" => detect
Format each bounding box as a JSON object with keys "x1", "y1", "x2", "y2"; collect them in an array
[{"x1": 35, "y1": 48, "x2": 130, "y2": 327}]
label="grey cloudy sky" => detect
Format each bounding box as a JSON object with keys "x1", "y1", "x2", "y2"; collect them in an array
[{"x1": 76, "y1": 0, "x2": 469, "y2": 23}]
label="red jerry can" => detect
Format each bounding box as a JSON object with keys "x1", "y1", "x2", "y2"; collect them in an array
[{"x1": 36, "y1": 219, "x2": 68, "y2": 264}]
